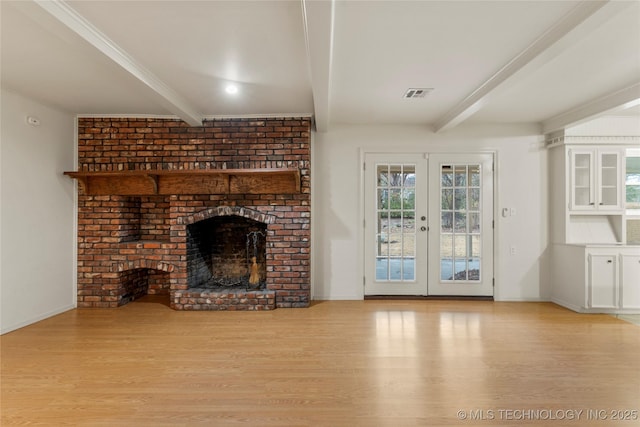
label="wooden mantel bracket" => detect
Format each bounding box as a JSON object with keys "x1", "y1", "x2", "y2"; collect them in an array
[{"x1": 63, "y1": 169, "x2": 301, "y2": 196}]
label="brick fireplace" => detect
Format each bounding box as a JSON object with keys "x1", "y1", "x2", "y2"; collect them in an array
[{"x1": 73, "y1": 117, "x2": 310, "y2": 310}]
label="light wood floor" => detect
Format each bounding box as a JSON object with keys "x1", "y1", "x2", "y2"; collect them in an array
[{"x1": 2, "y1": 298, "x2": 639, "y2": 426}]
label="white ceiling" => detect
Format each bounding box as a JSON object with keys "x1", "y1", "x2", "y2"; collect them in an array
[{"x1": 2, "y1": 0, "x2": 639, "y2": 133}]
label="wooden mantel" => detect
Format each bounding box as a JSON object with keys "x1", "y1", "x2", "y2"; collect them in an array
[{"x1": 64, "y1": 168, "x2": 301, "y2": 196}]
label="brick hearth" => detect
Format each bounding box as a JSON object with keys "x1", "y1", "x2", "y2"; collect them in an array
[{"x1": 75, "y1": 117, "x2": 310, "y2": 310}]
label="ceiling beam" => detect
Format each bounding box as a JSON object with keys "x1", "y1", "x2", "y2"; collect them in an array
[
  {"x1": 302, "y1": 0, "x2": 335, "y2": 132},
  {"x1": 34, "y1": 0, "x2": 203, "y2": 126},
  {"x1": 541, "y1": 82, "x2": 640, "y2": 134},
  {"x1": 433, "y1": 0, "x2": 609, "y2": 133}
]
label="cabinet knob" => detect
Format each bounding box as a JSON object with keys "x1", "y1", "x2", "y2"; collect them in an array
[{"x1": 607, "y1": 259, "x2": 612, "y2": 264}]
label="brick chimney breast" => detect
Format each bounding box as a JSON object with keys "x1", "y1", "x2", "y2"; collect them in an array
[{"x1": 75, "y1": 117, "x2": 310, "y2": 310}]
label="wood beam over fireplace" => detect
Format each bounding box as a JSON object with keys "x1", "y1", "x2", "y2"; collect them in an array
[{"x1": 64, "y1": 169, "x2": 301, "y2": 196}]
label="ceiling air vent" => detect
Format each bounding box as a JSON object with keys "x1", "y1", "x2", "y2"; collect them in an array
[{"x1": 403, "y1": 88, "x2": 433, "y2": 99}]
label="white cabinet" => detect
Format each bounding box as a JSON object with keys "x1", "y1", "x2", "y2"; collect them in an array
[
  {"x1": 550, "y1": 143, "x2": 626, "y2": 245},
  {"x1": 551, "y1": 244, "x2": 640, "y2": 314},
  {"x1": 588, "y1": 253, "x2": 617, "y2": 309},
  {"x1": 570, "y1": 149, "x2": 622, "y2": 212},
  {"x1": 548, "y1": 137, "x2": 638, "y2": 314},
  {"x1": 621, "y1": 255, "x2": 640, "y2": 309}
]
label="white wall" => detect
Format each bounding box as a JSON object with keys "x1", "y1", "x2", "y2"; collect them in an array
[
  {"x1": 1, "y1": 89, "x2": 76, "y2": 334},
  {"x1": 312, "y1": 123, "x2": 548, "y2": 301}
]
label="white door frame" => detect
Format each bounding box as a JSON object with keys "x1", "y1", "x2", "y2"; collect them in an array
[{"x1": 359, "y1": 149, "x2": 498, "y2": 299}]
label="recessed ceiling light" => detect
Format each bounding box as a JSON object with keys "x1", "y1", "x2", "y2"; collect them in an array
[
  {"x1": 403, "y1": 88, "x2": 433, "y2": 99},
  {"x1": 225, "y1": 84, "x2": 239, "y2": 95}
]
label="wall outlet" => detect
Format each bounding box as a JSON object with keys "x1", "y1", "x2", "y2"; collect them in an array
[{"x1": 510, "y1": 246, "x2": 517, "y2": 256}]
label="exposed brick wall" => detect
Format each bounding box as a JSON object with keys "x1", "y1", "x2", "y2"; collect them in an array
[{"x1": 75, "y1": 117, "x2": 310, "y2": 309}]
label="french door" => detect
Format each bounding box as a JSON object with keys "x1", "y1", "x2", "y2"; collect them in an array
[
  {"x1": 364, "y1": 154, "x2": 428, "y2": 295},
  {"x1": 364, "y1": 152, "x2": 494, "y2": 297},
  {"x1": 427, "y1": 154, "x2": 494, "y2": 296}
]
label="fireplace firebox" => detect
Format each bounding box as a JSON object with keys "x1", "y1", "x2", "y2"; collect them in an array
[{"x1": 187, "y1": 215, "x2": 267, "y2": 290}]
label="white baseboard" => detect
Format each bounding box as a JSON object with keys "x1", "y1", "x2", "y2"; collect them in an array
[
  {"x1": 550, "y1": 297, "x2": 585, "y2": 313},
  {"x1": 312, "y1": 295, "x2": 362, "y2": 301},
  {"x1": 550, "y1": 297, "x2": 640, "y2": 314},
  {"x1": 1, "y1": 304, "x2": 75, "y2": 335}
]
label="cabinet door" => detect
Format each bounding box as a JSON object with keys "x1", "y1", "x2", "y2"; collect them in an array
[
  {"x1": 597, "y1": 151, "x2": 621, "y2": 210},
  {"x1": 621, "y1": 255, "x2": 640, "y2": 309},
  {"x1": 570, "y1": 150, "x2": 595, "y2": 210},
  {"x1": 588, "y1": 254, "x2": 618, "y2": 308}
]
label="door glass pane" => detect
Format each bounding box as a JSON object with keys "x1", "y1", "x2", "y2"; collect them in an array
[
  {"x1": 403, "y1": 214, "x2": 415, "y2": 233},
  {"x1": 378, "y1": 189, "x2": 389, "y2": 210},
  {"x1": 469, "y1": 188, "x2": 480, "y2": 209},
  {"x1": 440, "y1": 233, "x2": 453, "y2": 280},
  {"x1": 389, "y1": 165, "x2": 402, "y2": 183},
  {"x1": 378, "y1": 211, "x2": 390, "y2": 231},
  {"x1": 468, "y1": 258, "x2": 480, "y2": 280},
  {"x1": 403, "y1": 188, "x2": 416, "y2": 209},
  {"x1": 441, "y1": 167, "x2": 453, "y2": 187},
  {"x1": 377, "y1": 234, "x2": 388, "y2": 256},
  {"x1": 404, "y1": 234, "x2": 416, "y2": 257},
  {"x1": 454, "y1": 260, "x2": 467, "y2": 280},
  {"x1": 377, "y1": 165, "x2": 389, "y2": 186},
  {"x1": 441, "y1": 212, "x2": 453, "y2": 232},
  {"x1": 389, "y1": 189, "x2": 401, "y2": 211},
  {"x1": 442, "y1": 189, "x2": 453, "y2": 210},
  {"x1": 388, "y1": 233, "x2": 402, "y2": 256},
  {"x1": 469, "y1": 212, "x2": 480, "y2": 233},
  {"x1": 454, "y1": 188, "x2": 467, "y2": 210},
  {"x1": 454, "y1": 212, "x2": 467, "y2": 232},
  {"x1": 470, "y1": 235, "x2": 480, "y2": 257},
  {"x1": 454, "y1": 235, "x2": 467, "y2": 257},
  {"x1": 470, "y1": 165, "x2": 480, "y2": 186},
  {"x1": 440, "y1": 163, "x2": 481, "y2": 282},
  {"x1": 375, "y1": 163, "x2": 416, "y2": 281},
  {"x1": 454, "y1": 166, "x2": 467, "y2": 186}
]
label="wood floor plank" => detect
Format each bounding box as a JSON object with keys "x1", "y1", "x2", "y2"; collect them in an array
[{"x1": 2, "y1": 299, "x2": 639, "y2": 426}]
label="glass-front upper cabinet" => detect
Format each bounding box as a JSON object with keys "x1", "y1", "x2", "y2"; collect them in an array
[
  {"x1": 570, "y1": 149, "x2": 622, "y2": 211},
  {"x1": 599, "y1": 151, "x2": 621, "y2": 209},
  {"x1": 571, "y1": 151, "x2": 593, "y2": 209}
]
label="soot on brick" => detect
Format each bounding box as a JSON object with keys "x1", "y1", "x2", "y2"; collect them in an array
[{"x1": 187, "y1": 215, "x2": 267, "y2": 290}]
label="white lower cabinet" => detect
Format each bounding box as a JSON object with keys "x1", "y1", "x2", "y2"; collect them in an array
[
  {"x1": 552, "y1": 244, "x2": 640, "y2": 313},
  {"x1": 621, "y1": 255, "x2": 640, "y2": 309},
  {"x1": 588, "y1": 253, "x2": 617, "y2": 309}
]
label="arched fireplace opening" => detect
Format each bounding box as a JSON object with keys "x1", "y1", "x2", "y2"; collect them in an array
[{"x1": 187, "y1": 215, "x2": 267, "y2": 291}]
